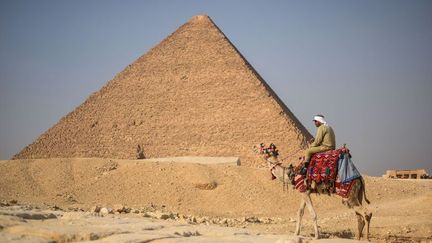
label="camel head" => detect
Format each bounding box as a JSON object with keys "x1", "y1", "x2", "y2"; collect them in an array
[{"x1": 253, "y1": 143, "x2": 280, "y2": 167}]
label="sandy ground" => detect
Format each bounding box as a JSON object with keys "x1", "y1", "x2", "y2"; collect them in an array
[
  {"x1": 0, "y1": 206, "x2": 370, "y2": 243},
  {"x1": 0, "y1": 158, "x2": 431, "y2": 242}
]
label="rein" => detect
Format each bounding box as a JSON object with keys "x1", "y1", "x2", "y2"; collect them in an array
[{"x1": 277, "y1": 147, "x2": 303, "y2": 162}]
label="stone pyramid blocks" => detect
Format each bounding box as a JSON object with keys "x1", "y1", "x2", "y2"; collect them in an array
[{"x1": 14, "y1": 15, "x2": 311, "y2": 166}]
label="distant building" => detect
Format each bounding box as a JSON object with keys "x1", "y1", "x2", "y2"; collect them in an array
[{"x1": 383, "y1": 169, "x2": 429, "y2": 179}]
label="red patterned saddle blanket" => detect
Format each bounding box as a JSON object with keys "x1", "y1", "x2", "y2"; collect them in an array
[
  {"x1": 294, "y1": 174, "x2": 357, "y2": 198},
  {"x1": 297, "y1": 147, "x2": 356, "y2": 198},
  {"x1": 308, "y1": 148, "x2": 345, "y2": 184},
  {"x1": 335, "y1": 180, "x2": 357, "y2": 198}
]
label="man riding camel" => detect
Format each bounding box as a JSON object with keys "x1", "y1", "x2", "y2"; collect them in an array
[{"x1": 300, "y1": 114, "x2": 336, "y2": 175}]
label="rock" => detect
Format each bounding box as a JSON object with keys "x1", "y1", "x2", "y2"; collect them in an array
[
  {"x1": 0, "y1": 201, "x2": 10, "y2": 207},
  {"x1": 259, "y1": 217, "x2": 272, "y2": 224},
  {"x1": 198, "y1": 216, "x2": 209, "y2": 224},
  {"x1": 165, "y1": 212, "x2": 177, "y2": 220},
  {"x1": 50, "y1": 205, "x2": 62, "y2": 211},
  {"x1": 112, "y1": 204, "x2": 125, "y2": 213},
  {"x1": 138, "y1": 208, "x2": 146, "y2": 214},
  {"x1": 219, "y1": 218, "x2": 228, "y2": 225},
  {"x1": 9, "y1": 200, "x2": 18, "y2": 205},
  {"x1": 178, "y1": 217, "x2": 188, "y2": 224},
  {"x1": 245, "y1": 216, "x2": 260, "y2": 223},
  {"x1": 9, "y1": 211, "x2": 57, "y2": 220},
  {"x1": 100, "y1": 208, "x2": 110, "y2": 216},
  {"x1": 123, "y1": 207, "x2": 131, "y2": 214},
  {"x1": 66, "y1": 194, "x2": 77, "y2": 203},
  {"x1": 188, "y1": 216, "x2": 197, "y2": 223},
  {"x1": 144, "y1": 211, "x2": 174, "y2": 220},
  {"x1": 174, "y1": 231, "x2": 201, "y2": 237},
  {"x1": 90, "y1": 205, "x2": 101, "y2": 213},
  {"x1": 158, "y1": 212, "x2": 173, "y2": 220}
]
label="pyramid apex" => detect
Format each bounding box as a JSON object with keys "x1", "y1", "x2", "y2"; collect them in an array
[{"x1": 190, "y1": 15, "x2": 211, "y2": 22}]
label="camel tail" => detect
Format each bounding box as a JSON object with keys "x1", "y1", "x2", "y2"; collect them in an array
[{"x1": 360, "y1": 176, "x2": 371, "y2": 204}]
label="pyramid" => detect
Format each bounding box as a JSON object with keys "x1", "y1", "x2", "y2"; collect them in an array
[{"x1": 13, "y1": 15, "x2": 312, "y2": 166}]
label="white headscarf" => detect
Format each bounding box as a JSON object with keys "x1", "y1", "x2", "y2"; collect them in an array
[{"x1": 313, "y1": 115, "x2": 327, "y2": 125}]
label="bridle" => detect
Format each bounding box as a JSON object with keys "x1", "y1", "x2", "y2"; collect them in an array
[
  {"x1": 253, "y1": 144, "x2": 301, "y2": 191},
  {"x1": 267, "y1": 157, "x2": 296, "y2": 191}
]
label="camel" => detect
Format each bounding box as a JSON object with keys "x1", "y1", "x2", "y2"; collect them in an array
[{"x1": 255, "y1": 144, "x2": 372, "y2": 241}]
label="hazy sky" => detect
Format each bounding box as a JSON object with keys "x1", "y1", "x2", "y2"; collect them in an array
[{"x1": 1, "y1": 0, "x2": 431, "y2": 176}]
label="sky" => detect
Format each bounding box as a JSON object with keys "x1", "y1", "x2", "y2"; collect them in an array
[{"x1": 1, "y1": 0, "x2": 431, "y2": 176}]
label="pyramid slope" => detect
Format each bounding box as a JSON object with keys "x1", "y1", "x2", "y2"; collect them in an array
[{"x1": 14, "y1": 15, "x2": 312, "y2": 166}]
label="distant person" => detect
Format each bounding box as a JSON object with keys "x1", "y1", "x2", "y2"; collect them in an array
[
  {"x1": 136, "y1": 145, "x2": 145, "y2": 159},
  {"x1": 300, "y1": 115, "x2": 336, "y2": 175}
]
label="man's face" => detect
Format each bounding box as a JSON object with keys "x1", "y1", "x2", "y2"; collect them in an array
[{"x1": 313, "y1": 120, "x2": 321, "y2": 127}]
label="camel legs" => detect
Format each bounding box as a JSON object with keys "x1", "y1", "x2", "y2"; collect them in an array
[
  {"x1": 304, "y1": 193, "x2": 319, "y2": 239},
  {"x1": 365, "y1": 212, "x2": 372, "y2": 241},
  {"x1": 295, "y1": 192, "x2": 319, "y2": 239},
  {"x1": 295, "y1": 196, "x2": 306, "y2": 236},
  {"x1": 353, "y1": 206, "x2": 372, "y2": 240},
  {"x1": 355, "y1": 212, "x2": 365, "y2": 240}
]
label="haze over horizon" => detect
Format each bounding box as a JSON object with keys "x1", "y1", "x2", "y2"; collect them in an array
[{"x1": 1, "y1": 0, "x2": 431, "y2": 176}]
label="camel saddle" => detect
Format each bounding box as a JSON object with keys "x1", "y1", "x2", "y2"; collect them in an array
[
  {"x1": 307, "y1": 148, "x2": 347, "y2": 184},
  {"x1": 299, "y1": 147, "x2": 357, "y2": 197}
]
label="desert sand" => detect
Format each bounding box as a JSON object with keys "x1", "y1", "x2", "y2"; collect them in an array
[{"x1": 0, "y1": 158, "x2": 431, "y2": 242}]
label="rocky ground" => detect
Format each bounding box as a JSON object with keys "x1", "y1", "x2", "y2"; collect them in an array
[
  {"x1": 0, "y1": 203, "x2": 370, "y2": 243},
  {"x1": 0, "y1": 158, "x2": 431, "y2": 242}
]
